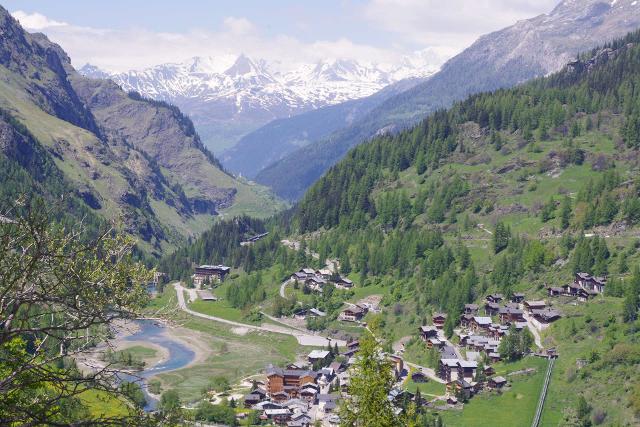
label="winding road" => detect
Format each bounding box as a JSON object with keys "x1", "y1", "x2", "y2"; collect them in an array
[{"x1": 174, "y1": 283, "x2": 345, "y2": 347}]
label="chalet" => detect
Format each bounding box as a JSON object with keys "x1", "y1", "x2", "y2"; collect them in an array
[
  {"x1": 531, "y1": 308, "x2": 561, "y2": 324},
  {"x1": 547, "y1": 286, "x2": 564, "y2": 297},
  {"x1": 575, "y1": 272, "x2": 606, "y2": 294},
  {"x1": 334, "y1": 277, "x2": 354, "y2": 289},
  {"x1": 291, "y1": 268, "x2": 316, "y2": 282},
  {"x1": 432, "y1": 312, "x2": 447, "y2": 329},
  {"x1": 305, "y1": 276, "x2": 327, "y2": 291},
  {"x1": 471, "y1": 316, "x2": 492, "y2": 332},
  {"x1": 483, "y1": 365, "x2": 495, "y2": 376},
  {"x1": 308, "y1": 350, "x2": 331, "y2": 364},
  {"x1": 244, "y1": 393, "x2": 263, "y2": 408},
  {"x1": 300, "y1": 385, "x2": 318, "y2": 402},
  {"x1": 563, "y1": 282, "x2": 581, "y2": 297},
  {"x1": 192, "y1": 264, "x2": 230, "y2": 287},
  {"x1": 460, "y1": 313, "x2": 474, "y2": 328},
  {"x1": 464, "y1": 304, "x2": 479, "y2": 314},
  {"x1": 457, "y1": 360, "x2": 478, "y2": 381},
  {"x1": 411, "y1": 371, "x2": 427, "y2": 383},
  {"x1": 438, "y1": 359, "x2": 460, "y2": 382},
  {"x1": 266, "y1": 365, "x2": 317, "y2": 399},
  {"x1": 290, "y1": 271, "x2": 308, "y2": 282},
  {"x1": 453, "y1": 378, "x2": 474, "y2": 399},
  {"x1": 578, "y1": 288, "x2": 598, "y2": 302},
  {"x1": 419, "y1": 325, "x2": 439, "y2": 341},
  {"x1": 486, "y1": 293, "x2": 504, "y2": 304},
  {"x1": 264, "y1": 408, "x2": 291, "y2": 424},
  {"x1": 488, "y1": 376, "x2": 507, "y2": 389},
  {"x1": 511, "y1": 293, "x2": 525, "y2": 303},
  {"x1": 524, "y1": 300, "x2": 546, "y2": 312},
  {"x1": 484, "y1": 302, "x2": 500, "y2": 316},
  {"x1": 446, "y1": 396, "x2": 458, "y2": 405},
  {"x1": 316, "y1": 269, "x2": 333, "y2": 280},
  {"x1": 289, "y1": 412, "x2": 311, "y2": 427},
  {"x1": 499, "y1": 307, "x2": 524, "y2": 324},
  {"x1": 339, "y1": 305, "x2": 366, "y2": 322}
]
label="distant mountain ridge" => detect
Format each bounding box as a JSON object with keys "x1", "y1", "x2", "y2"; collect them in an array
[
  {"x1": 221, "y1": 77, "x2": 428, "y2": 178},
  {"x1": 80, "y1": 53, "x2": 440, "y2": 153},
  {"x1": 255, "y1": 0, "x2": 640, "y2": 201}
]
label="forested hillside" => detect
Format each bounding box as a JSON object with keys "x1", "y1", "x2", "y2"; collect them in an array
[{"x1": 160, "y1": 30, "x2": 640, "y2": 424}]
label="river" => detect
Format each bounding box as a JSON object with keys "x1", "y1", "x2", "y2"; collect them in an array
[{"x1": 118, "y1": 319, "x2": 195, "y2": 411}]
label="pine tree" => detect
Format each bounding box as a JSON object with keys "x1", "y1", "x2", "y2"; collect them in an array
[{"x1": 340, "y1": 333, "x2": 399, "y2": 426}]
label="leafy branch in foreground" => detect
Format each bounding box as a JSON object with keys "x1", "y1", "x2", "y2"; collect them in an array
[{"x1": 0, "y1": 200, "x2": 160, "y2": 425}]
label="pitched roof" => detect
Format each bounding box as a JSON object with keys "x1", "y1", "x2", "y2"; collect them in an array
[
  {"x1": 473, "y1": 316, "x2": 492, "y2": 325},
  {"x1": 308, "y1": 350, "x2": 331, "y2": 359}
]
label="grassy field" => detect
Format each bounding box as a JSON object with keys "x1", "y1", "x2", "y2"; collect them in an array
[
  {"x1": 440, "y1": 357, "x2": 548, "y2": 427},
  {"x1": 114, "y1": 345, "x2": 158, "y2": 365}
]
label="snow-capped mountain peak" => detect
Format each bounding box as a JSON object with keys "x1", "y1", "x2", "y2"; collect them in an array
[{"x1": 80, "y1": 52, "x2": 442, "y2": 153}]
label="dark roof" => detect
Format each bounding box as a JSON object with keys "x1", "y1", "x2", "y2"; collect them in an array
[{"x1": 266, "y1": 364, "x2": 316, "y2": 378}]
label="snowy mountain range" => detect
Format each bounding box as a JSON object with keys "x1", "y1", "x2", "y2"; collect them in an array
[{"x1": 80, "y1": 53, "x2": 441, "y2": 153}]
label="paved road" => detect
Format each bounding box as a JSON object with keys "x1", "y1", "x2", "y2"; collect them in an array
[
  {"x1": 174, "y1": 283, "x2": 345, "y2": 347},
  {"x1": 522, "y1": 311, "x2": 544, "y2": 349},
  {"x1": 279, "y1": 279, "x2": 290, "y2": 298}
]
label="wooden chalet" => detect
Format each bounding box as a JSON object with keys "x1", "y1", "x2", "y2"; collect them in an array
[
  {"x1": 488, "y1": 376, "x2": 507, "y2": 389},
  {"x1": 486, "y1": 293, "x2": 504, "y2": 304},
  {"x1": 265, "y1": 365, "x2": 317, "y2": 399},
  {"x1": 484, "y1": 301, "x2": 500, "y2": 316},
  {"x1": 339, "y1": 305, "x2": 366, "y2": 322},
  {"x1": 438, "y1": 359, "x2": 460, "y2": 382},
  {"x1": 464, "y1": 304, "x2": 479, "y2": 314},
  {"x1": 471, "y1": 316, "x2": 492, "y2": 332},
  {"x1": 575, "y1": 272, "x2": 606, "y2": 294},
  {"x1": 334, "y1": 277, "x2": 354, "y2": 289},
  {"x1": 432, "y1": 312, "x2": 447, "y2": 329},
  {"x1": 524, "y1": 300, "x2": 546, "y2": 312},
  {"x1": 411, "y1": 371, "x2": 427, "y2": 383},
  {"x1": 531, "y1": 308, "x2": 561, "y2": 324},
  {"x1": 511, "y1": 293, "x2": 525, "y2": 303},
  {"x1": 460, "y1": 313, "x2": 474, "y2": 328},
  {"x1": 498, "y1": 307, "x2": 524, "y2": 324},
  {"x1": 419, "y1": 325, "x2": 439, "y2": 341}
]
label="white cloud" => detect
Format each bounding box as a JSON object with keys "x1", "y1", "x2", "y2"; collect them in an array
[
  {"x1": 9, "y1": 2, "x2": 560, "y2": 73},
  {"x1": 223, "y1": 16, "x2": 255, "y2": 35},
  {"x1": 362, "y1": 0, "x2": 560, "y2": 53},
  {"x1": 12, "y1": 10, "x2": 68, "y2": 30}
]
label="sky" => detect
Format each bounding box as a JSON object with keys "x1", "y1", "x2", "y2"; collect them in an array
[{"x1": 6, "y1": 0, "x2": 560, "y2": 72}]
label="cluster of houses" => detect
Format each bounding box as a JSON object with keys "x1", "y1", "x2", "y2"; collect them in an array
[
  {"x1": 290, "y1": 268, "x2": 354, "y2": 292},
  {"x1": 192, "y1": 264, "x2": 231, "y2": 288},
  {"x1": 244, "y1": 342, "x2": 362, "y2": 426},
  {"x1": 548, "y1": 272, "x2": 607, "y2": 302}
]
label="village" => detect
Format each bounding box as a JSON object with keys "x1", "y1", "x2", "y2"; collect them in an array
[{"x1": 182, "y1": 259, "x2": 608, "y2": 426}]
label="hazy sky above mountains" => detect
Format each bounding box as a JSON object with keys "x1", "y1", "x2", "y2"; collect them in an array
[{"x1": 8, "y1": 0, "x2": 559, "y2": 72}]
